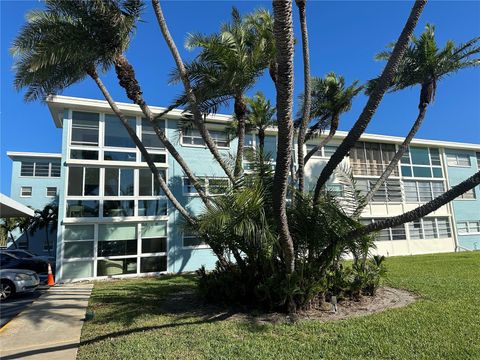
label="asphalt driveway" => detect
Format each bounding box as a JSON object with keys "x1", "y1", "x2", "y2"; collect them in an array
[{"x1": 0, "y1": 286, "x2": 48, "y2": 328}]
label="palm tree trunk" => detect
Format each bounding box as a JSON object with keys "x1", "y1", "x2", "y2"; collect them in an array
[
  {"x1": 258, "y1": 128, "x2": 266, "y2": 153},
  {"x1": 295, "y1": 0, "x2": 311, "y2": 193},
  {"x1": 272, "y1": 0, "x2": 296, "y2": 276},
  {"x1": 364, "y1": 102, "x2": 428, "y2": 205},
  {"x1": 113, "y1": 55, "x2": 211, "y2": 206},
  {"x1": 9, "y1": 232, "x2": 18, "y2": 249},
  {"x1": 151, "y1": 0, "x2": 234, "y2": 182},
  {"x1": 351, "y1": 170, "x2": 480, "y2": 239},
  {"x1": 304, "y1": 114, "x2": 339, "y2": 166},
  {"x1": 45, "y1": 227, "x2": 51, "y2": 256},
  {"x1": 88, "y1": 68, "x2": 195, "y2": 225},
  {"x1": 234, "y1": 96, "x2": 247, "y2": 178},
  {"x1": 313, "y1": 0, "x2": 427, "y2": 203}
]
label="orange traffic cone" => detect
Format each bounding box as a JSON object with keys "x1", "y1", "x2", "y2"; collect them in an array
[{"x1": 47, "y1": 263, "x2": 55, "y2": 286}]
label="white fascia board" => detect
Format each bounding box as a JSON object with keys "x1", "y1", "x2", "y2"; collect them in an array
[
  {"x1": 0, "y1": 193, "x2": 35, "y2": 218},
  {"x1": 7, "y1": 151, "x2": 62, "y2": 160},
  {"x1": 46, "y1": 95, "x2": 480, "y2": 151},
  {"x1": 45, "y1": 95, "x2": 233, "y2": 128}
]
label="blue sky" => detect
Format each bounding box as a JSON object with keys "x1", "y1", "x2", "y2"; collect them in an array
[{"x1": 1, "y1": 1, "x2": 479, "y2": 195}]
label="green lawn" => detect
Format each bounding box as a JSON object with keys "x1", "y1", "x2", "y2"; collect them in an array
[{"x1": 77, "y1": 252, "x2": 480, "y2": 359}]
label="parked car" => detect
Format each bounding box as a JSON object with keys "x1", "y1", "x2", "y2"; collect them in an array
[
  {"x1": 4, "y1": 249, "x2": 55, "y2": 268},
  {"x1": 0, "y1": 269, "x2": 40, "y2": 300},
  {"x1": 0, "y1": 252, "x2": 49, "y2": 275}
]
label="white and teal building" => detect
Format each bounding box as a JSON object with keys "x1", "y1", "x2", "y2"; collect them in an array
[{"x1": 7, "y1": 96, "x2": 480, "y2": 281}]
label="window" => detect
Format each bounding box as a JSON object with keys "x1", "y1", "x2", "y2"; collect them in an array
[
  {"x1": 141, "y1": 153, "x2": 166, "y2": 163},
  {"x1": 408, "y1": 217, "x2": 451, "y2": 240},
  {"x1": 361, "y1": 219, "x2": 407, "y2": 241},
  {"x1": 20, "y1": 162, "x2": 34, "y2": 176},
  {"x1": 140, "y1": 256, "x2": 167, "y2": 273},
  {"x1": 21, "y1": 186, "x2": 32, "y2": 197},
  {"x1": 103, "y1": 200, "x2": 134, "y2": 217},
  {"x1": 182, "y1": 128, "x2": 229, "y2": 148},
  {"x1": 68, "y1": 167, "x2": 100, "y2": 196},
  {"x1": 182, "y1": 177, "x2": 228, "y2": 196},
  {"x1": 98, "y1": 224, "x2": 137, "y2": 257},
  {"x1": 141, "y1": 222, "x2": 167, "y2": 253},
  {"x1": 458, "y1": 188, "x2": 476, "y2": 200},
  {"x1": 138, "y1": 169, "x2": 165, "y2": 196},
  {"x1": 305, "y1": 144, "x2": 338, "y2": 158},
  {"x1": 97, "y1": 258, "x2": 137, "y2": 276},
  {"x1": 71, "y1": 111, "x2": 99, "y2": 146},
  {"x1": 350, "y1": 142, "x2": 398, "y2": 176},
  {"x1": 64, "y1": 225, "x2": 94, "y2": 259},
  {"x1": 66, "y1": 200, "x2": 99, "y2": 218},
  {"x1": 326, "y1": 184, "x2": 344, "y2": 198},
  {"x1": 21, "y1": 160, "x2": 61, "y2": 177},
  {"x1": 104, "y1": 168, "x2": 134, "y2": 196},
  {"x1": 446, "y1": 153, "x2": 471, "y2": 167},
  {"x1": 401, "y1": 147, "x2": 443, "y2": 178},
  {"x1": 104, "y1": 114, "x2": 136, "y2": 148},
  {"x1": 104, "y1": 151, "x2": 136, "y2": 162},
  {"x1": 476, "y1": 152, "x2": 480, "y2": 169},
  {"x1": 70, "y1": 149, "x2": 99, "y2": 160},
  {"x1": 356, "y1": 179, "x2": 402, "y2": 203},
  {"x1": 138, "y1": 199, "x2": 167, "y2": 216},
  {"x1": 457, "y1": 221, "x2": 480, "y2": 234},
  {"x1": 183, "y1": 229, "x2": 207, "y2": 248},
  {"x1": 46, "y1": 187, "x2": 57, "y2": 197},
  {"x1": 142, "y1": 119, "x2": 165, "y2": 149},
  {"x1": 403, "y1": 180, "x2": 445, "y2": 203}
]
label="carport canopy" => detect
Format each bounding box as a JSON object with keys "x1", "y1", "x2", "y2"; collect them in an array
[{"x1": 0, "y1": 193, "x2": 35, "y2": 218}]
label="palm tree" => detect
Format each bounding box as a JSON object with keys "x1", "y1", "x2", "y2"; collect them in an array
[
  {"x1": 272, "y1": 0, "x2": 296, "y2": 279},
  {"x1": 0, "y1": 218, "x2": 20, "y2": 249},
  {"x1": 11, "y1": 0, "x2": 198, "y2": 222},
  {"x1": 295, "y1": 0, "x2": 312, "y2": 193},
  {"x1": 17, "y1": 216, "x2": 33, "y2": 249},
  {"x1": 30, "y1": 204, "x2": 58, "y2": 256},
  {"x1": 313, "y1": 0, "x2": 427, "y2": 203},
  {"x1": 302, "y1": 73, "x2": 363, "y2": 166},
  {"x1": 230, "y1": 92, "x2": 276, "y2": 154},
  {"x1": 364, "y1": 24, "x2": 480, "y2": 205},
  {"x1": 172, "y1": 7, "x2": 273, "y2": 178}
]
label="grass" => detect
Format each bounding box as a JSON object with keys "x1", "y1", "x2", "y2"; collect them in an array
[{"x1": 77, "y1": 252, "x2": 480, "y2": 359}]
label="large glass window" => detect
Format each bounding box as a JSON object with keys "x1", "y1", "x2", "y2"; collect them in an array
[
  {"x1": 98, "y1": 224, "x2": 137, "y2": 257},
  {"x1": 138, "y1": 200, "x2": 167, "y2": 217},
  {"x1": 97, "y1": 259, "x2": 137, "y2": 276},
  {"x1": 141, "y1": 222, "x2": 167, "y2": 253},
  {"x1": 140, "y1": 256, "x2": 167, "y2": 273},
  {"x1": 20, "y1": 161, "x2": 34, "y2": 176},
  {"x1": 104, "y1": 151, "x2": 136, "y2": 162},
  {"x1": 71, "y1": 111, "x2": 99, "y2": 146},
  {"x1": 356, "y1": 179, "x2": 402, "y2": 203},
  {"x1": 103, "y1": 200, "x2": 134, "y2": 217},
  {"x1": 408, "y1": 217, "x2": 451, "y2": 239},
  {"x1": 403, "y1": 180, "x2": 445, "y2": 203},
  {"x1": 350, "y1": 142, "x2": 398, "y2": 176},
  {"x1": 70, "y1": 149, "x2": 99, "y2": 160},
  {"x1": 142, "y1": 119, "x2": 165, "y2": 149},
  {"x1": 401, "y1": 147, "x2": 443, "y2": 178},
  {"x1": 104, "y1": 114, "x2": 136, "y2": 148},
  {"x1": 62, "y1": 261, "x2": 93, "y2": 279},
  {"x1": 104, "y1": 168, "x2": 134, "y2": 196},
  {"x1": 361, "y1": 219, "x2": 407, "y2": 241},
  {"x1": 138, "y1": 169, "x2": 164, "y2": 196},
  {"x1": 66, "y1": 200, "x2": 99, "y2": 218},
  {"x1": 457, "y1": 221, "x2": 480, "y2": 234},
  {"x1": 68, "y1": 167, "x2": 100, "y2": 196}
]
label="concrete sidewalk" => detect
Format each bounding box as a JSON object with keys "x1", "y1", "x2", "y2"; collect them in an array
[{"x1": 0, "y1": 283, "x2": 93, "y2": 360}]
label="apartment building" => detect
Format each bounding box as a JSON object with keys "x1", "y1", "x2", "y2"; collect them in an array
[{"x1": 7, "y1": 95, "x2": 480, "y2": 281}]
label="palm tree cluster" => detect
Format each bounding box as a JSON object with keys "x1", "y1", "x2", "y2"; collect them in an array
[{"x1": 11, "y1": 0, "x2": 480, "y2": 312}]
